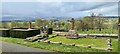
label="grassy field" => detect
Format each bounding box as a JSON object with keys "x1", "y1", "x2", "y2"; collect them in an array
[
  {"x1": 47, "y1": 36, "x2": 118, "y2": 51},
  {"x1": 0, "y1": 37, "x2": 112, "y2": 52},
  {"x1": 78, "y1": 29, "x2": 118, "y2": 34}
]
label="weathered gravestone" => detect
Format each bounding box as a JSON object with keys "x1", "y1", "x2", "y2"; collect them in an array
[
  {"x1": 40, "y1": 26, "x2": 53, "y2": 34},
  {"x1": 40, "y1": 26, "x2": 48, "y2": 38}
]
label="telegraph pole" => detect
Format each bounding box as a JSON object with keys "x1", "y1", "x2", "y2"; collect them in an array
[
  {"x1": 118, "y1": 2, "x2": 120, "y2": 41},
  {"x1": 118, "y1": 18, "x2": 120, "y2": 41}
]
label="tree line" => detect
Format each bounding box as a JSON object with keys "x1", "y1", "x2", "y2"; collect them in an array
[{"x1": 0, "y1": 13, "x2": 118, "y2": 31}]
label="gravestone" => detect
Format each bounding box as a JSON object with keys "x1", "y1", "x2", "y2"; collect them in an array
[
  {"x1": 66, "y1": 18, "x2": 79, "y2": 39},
  {"x1": 40, "y1": 26, "x2": 48, "y2": 38},
  {"x1": 40, "y1": 27, "x2": 52, "y2": 34}
]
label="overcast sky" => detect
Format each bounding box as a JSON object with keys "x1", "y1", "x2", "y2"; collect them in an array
[{"x1": 1, "y1": 0, "x2": 119, "y2": 18}]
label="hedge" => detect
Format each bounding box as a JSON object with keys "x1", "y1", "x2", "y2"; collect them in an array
[
  {"x1": 0, "y1": 29, "x2": 10, "y2": 37},
  {"x1": 47, "y1": 28, "x2": 53, "y2": 34},
  {"x1": 0, "y1": 28, "x2": 53, "y2": 39},
  {"x1": 10, "y1": 29, "x2": 40, "y2": 39}
]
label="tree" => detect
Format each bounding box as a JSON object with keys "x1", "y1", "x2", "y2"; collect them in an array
[
  {"x1": 97, "y1": 13, "x2": 103, "y2": 31},
  {"x1": 22, "y1": 21, "x2": 28, "y2": 28},
  {"x1": 16, "y1": 22, "x2": 22, "y2": 28},
  {"x1": 11, "y1": 20, "x2": 17, "y2": 28},
  {"x1": 90, "y1": 13, "x2": 97, "y2": 29},
  {"x1": 81, "y1": 16, "x2": 94, "y2": 30},
  {"x1": 2, "y1": 22, "x2": 9, "y2": 28},
  {"x1": 96, "y1": 13, "x2": 108, "y2": 31},
  {"x1": 35, "y1": 19, "x2": 43, "y2": 28},
  {"x1": 35, "y1": 19, "x2": 49, "y2": 28},
  {"x1": 64, "y1": 21, "x2": 71, "y2": 30},
  {"x1": 0, "y1": 22, "x2": 3, "y2": 28},
  {"x1": 42, "y1": 20, "x2": 49, "y2": 27}
]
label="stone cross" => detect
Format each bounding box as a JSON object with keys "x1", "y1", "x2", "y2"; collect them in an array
[
  {"x1": 28, "y1": 21, "x2": 32, "y2": 29},
  {"x1": 69, "y1": 18, "x2": 75, "y2": 30}
]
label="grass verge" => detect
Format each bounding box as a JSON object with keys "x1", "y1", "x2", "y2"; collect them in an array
[{"x1": 0, "y1": 37, "x2": 112, "y2": 52}]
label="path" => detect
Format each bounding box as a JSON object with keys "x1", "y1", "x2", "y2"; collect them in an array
[{"x1": 0, "y1": 42, "x2": 50, "y2": 52}]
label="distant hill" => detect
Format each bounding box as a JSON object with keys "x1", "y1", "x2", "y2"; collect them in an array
[
  {"x1": 103, "y1": 16, "x2": 119, "y2": 18},
  {"x1": 1, "y1": 16, "x2": 118, "y2": 22},
  {"x1": 1, "y1": 16, "x2": 72, "y2": 22}
]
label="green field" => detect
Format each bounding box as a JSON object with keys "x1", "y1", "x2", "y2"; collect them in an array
[
  {"x1": 0, "y1": 37, "x2": 114, "y2": 52},
  {"x1": 47, "y1": 36, "x2": 118, "y2": 51}
]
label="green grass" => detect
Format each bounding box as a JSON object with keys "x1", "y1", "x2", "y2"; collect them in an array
[
  {"x1": 48, "y1": 36, "x2": 118, "y2": 51},
  {"x1": 78, "y1": 29, "x2": 118, "y2": 34},
  {"x1": 48, "y1": 34, "x2": 56, "y2": 37},
  {"x1": 0, "y1": 37, "x2": 111, "y2": 52}
]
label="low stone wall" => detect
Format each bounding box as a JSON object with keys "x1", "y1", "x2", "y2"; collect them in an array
[
  {"x1": 40, "y1": 40, "x2": 76, "y2": 46},
  {"x1": 79, "y1": 34, "x2": 118, "y2": 38},
  {"x1": 53, "y1": 30, "x2": 68, "y2": 32}
]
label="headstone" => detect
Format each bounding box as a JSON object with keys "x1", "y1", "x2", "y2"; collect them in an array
[
  {"x1": 40, "y1": 27, "x2": 52, "y2": 34},
  {"x1": 40, "y1": 26, "x2": 48, "y2": 37},
  {"x1": 41, "y1": 31, "x2": 48, "y2": 38}
]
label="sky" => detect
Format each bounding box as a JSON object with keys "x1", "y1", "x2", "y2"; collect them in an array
[{"x1": 1, "y1": 0, "x2": 119, "y2": 18}]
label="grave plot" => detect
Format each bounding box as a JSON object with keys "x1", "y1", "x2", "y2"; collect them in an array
[
  {"x1": 45, "y1": 36, "x2": 118, "y2": 51},
  {"x1": 25, "y1": 31, "x2": 56, "y2": 42},
  {"x1": 25, "y1": 35, "x2": 44, "y2": 42}
]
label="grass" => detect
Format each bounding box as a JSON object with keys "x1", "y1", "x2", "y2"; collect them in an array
[
  {"x1": 48, "y1": 34, "x2": 56, "y2": 37},
  {"x1": 48, "y1": 36, "x2": 118, "y2": 51},
  {"x1": 0, "y1": 37, "x2": 112, "y2": 52},
  {"x1": 78, "y1": 29, "x2": 118, "y2": 34}
]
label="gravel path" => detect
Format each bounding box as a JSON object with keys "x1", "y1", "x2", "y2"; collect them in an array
[{"x1": 0, "y1": 42, "x2": 50, "y2": 52}]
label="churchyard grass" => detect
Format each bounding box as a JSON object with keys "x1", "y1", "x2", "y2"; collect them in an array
[
  {"x1": 48, "y1": 36, "x2": 118, "y2": 51},
  {"x1": 0, "y1": 36, "x2": 112, "y2": 52},
  {"x1": 48, "y1": 34, "x2": 56, "y2": 37}
]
